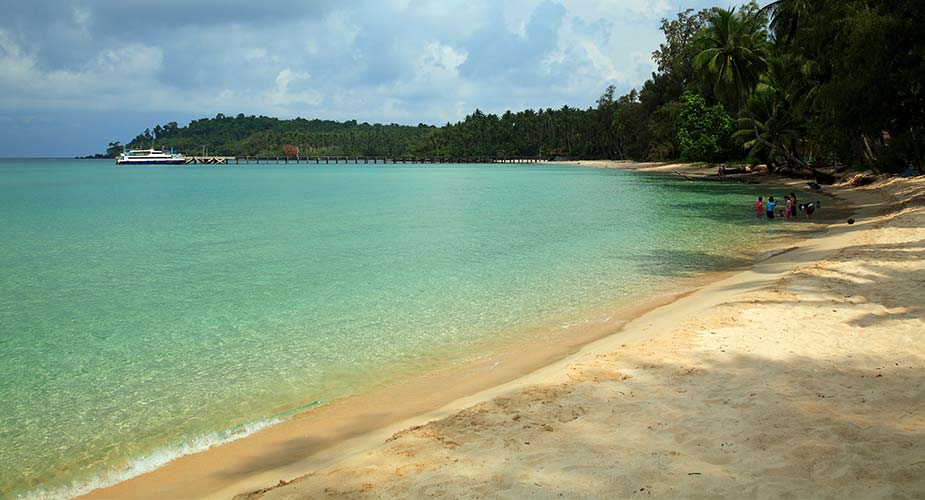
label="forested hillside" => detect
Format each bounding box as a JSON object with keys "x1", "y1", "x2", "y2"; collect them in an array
[
  {"x1": 112, "y1": 115, "x2": 435, "y2": 158},
  {"x1": 110, "y1": 0, "x2": 924, "y2": 174}
]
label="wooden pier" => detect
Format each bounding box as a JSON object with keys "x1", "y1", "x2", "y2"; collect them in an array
[
  {"x1": 185, "y1": 156, "x2": 235, "y2": 164},
  {"x1": 184, "y1": 156, "x2": 543, "y2": 165}
]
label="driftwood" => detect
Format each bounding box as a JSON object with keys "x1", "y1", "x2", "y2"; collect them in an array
[{"x1": 846, "y1": 173, "x2": 876, "y2": 186}]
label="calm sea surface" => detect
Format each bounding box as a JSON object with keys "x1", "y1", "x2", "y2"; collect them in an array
[{"x1": 1, "y1": 160, "x2": 807, "y2": 497}]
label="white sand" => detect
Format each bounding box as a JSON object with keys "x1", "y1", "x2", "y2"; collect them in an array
[{"x1": 237, "y1": 176, "x2": 925, "y2": 499}]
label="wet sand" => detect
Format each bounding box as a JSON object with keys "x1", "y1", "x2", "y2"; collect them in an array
[{"x1": 81, "y1": 270, "x2": 731, "y2": 499}]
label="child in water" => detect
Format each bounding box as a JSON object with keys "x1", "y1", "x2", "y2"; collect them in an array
[
  {"x1": 804, "y1": 201, "x2": 816, "y2": 219},
  {"x1": 755, "y1": 196, "x2": 764, "y2": 218},
  {"x1": 767, "y1": 196, "x2": 776, "y2": 219}
]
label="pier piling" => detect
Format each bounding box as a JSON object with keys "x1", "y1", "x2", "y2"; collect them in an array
[{"x1": 181, "y1": 154, "x2": 543, "y2": 166}]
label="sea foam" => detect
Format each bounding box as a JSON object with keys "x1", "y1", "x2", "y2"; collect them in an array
[{"x1": 18, "y1": 416, "x2": 282, "y2": 500}]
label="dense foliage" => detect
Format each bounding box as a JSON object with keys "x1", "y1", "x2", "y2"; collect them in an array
[
  {"x1": 120, "y1": 115, "x2": 435, "y2": 157},
  {"x1": 113, "y1": 0, "x2": 924, "y2": 173},
  {"x1": 677, "y1": 92, "x2": 733, "y2": 162}
]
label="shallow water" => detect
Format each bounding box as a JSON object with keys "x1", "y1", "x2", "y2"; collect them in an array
[{"x1": 0, "y1": 160, "x2": 820, "y2": 497}]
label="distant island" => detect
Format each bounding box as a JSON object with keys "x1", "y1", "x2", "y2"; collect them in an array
[{"x1": 101, "y1": 1, "x2": 922, "y2": 177}]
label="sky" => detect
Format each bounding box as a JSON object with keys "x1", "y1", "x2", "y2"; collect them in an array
[{"x1": 0, "y1": 0, "x2": 724, "y2": 157}]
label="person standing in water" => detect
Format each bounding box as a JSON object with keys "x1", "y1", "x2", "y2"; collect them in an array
[
  {"x1": 755, "y1": 196, "x2": 764, "y2": 218},
  {"x1": 767, "y1": 196, "x2": 777, "y2": 219},
  {"x1": 789, "y1": 192, "x2": 798, "y2": 220},
  {"x1": 804, "y1": 201, "x2": 816, "y2": 219}
]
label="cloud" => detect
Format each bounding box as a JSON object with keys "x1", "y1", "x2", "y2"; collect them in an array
[
  {"x1": 0, "y1": 0, "x2": 720, "y2": 155},
  {"x1": 458, "y1": 0, "x2": 566, "y2": 81},
  {"x1": 0, "y1": 30, "x2": 166, "y2": 112},
  {"x1": 267, "y1": 69, "x2": 321, "y2": 111}
]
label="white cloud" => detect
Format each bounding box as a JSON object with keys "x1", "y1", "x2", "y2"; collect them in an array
[
  {"x1": 0, "y1": 32, "x2": 167, "y2": 112},
  {"x1": 93, "y1": 44, "x2": 163, "y2": 75},
  {"x1": 579, "y1": 39, "x2": 623, "y2": 82},
  {"x1": 419, "y1": 42, "x2": 466, "y2": 74},
  {"x1": 0, "y1": 31, "x2": 36, "y2": 81},
  {"x1": 242, "y1": 48, "x2": 268, "y2": 62},
  {"x1": 561, "y1": 0, "x2": 674, "y2": 20},
  {"x1": 267, "y1": 69, "x2": 322, "y2": 111},
  {"x1": 72, "y1": 5, "x2": 92, "y2": 33},
  {"x1": 0, "y1": 1, "x2": 721, "y2": 154}
]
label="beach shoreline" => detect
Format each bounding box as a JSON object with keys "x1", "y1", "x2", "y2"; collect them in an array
[
  {"x1": 547, "y1": 159, "x2": 723, "y2": 176},
  {"x1": 239, "y1": 173, "x2": 924, "y2": 499},
  {"x1": 77, "y1": 248, "x2": 755, "y2": 499},
  {"x1": 81, "y1": 166, "x2": 922, "y2": 499}
]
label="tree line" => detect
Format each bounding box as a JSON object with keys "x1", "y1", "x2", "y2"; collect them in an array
[
  {"x1": 109, "y1": 115, "x2": 436, "y2": 158},
  {"x1": 110, "y1": 0, "x2": 924, "y2": 174}
]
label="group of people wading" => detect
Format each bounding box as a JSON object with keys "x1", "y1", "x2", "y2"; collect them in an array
[{"x1": 754, "y1": 192, "x2": 818, "y2": 220}]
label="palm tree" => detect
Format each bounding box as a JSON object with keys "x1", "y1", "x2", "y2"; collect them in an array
[
  {"x1": 760, "y1": 0, "x2": 812, "y2": 45},
  {"x1": 694, "y1": 7, "x2": 769, "y2": 112},
  {"x1": 733, "y1": 89, "x2": 802, "y2": 170},
  {"x1": 734, "y1": 55, "x2": 812, "y2": 171}
]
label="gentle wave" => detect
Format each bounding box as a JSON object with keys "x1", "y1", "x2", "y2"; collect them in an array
[
  {"x1": 2, "y1": 161, "x2": 791, "y2": 497},
  {"x1": 18, "y1": 401, "x2": 320, "y2": 500}
]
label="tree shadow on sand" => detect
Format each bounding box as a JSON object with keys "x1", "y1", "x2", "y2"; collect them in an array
[
  {"x1": 237, "y1": 205, "x2": 925, "y2": 499},
  {"x1": 244, "y1": 348, "x2": 924, "y2": 499},
  {"x1": 723, "y1": 237, "x2": 925, "y2": 329},
  {"x1": 214, "y1": 410, "x2": 396, "y2": 479}
]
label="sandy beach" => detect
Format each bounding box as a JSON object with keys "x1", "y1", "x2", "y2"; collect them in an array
[
  {"x1": 559, "y1": 159, "x2": 764, "y2": 180},
  {"x1": 82, "y1": 168, "x2": 925, "y2": 499},
  {"x1": 235, "y1": 173, "x2": 924, "y2": 499},
  {"x1": 8, "y1": 0, "x2": 921, "y2": 496}
]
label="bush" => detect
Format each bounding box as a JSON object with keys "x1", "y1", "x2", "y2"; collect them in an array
[{"x1": 677, "y1": 91, "x2": 734, "y2": 162}]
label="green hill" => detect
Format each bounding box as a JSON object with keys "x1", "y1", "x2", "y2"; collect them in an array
[{"x1": 116, "y1": 115, "x2": 436, "y2": 158}]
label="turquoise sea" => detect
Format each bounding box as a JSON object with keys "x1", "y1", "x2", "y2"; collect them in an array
[{"x1": 0, "y1": 160, "x2": 811, "y2": 498}]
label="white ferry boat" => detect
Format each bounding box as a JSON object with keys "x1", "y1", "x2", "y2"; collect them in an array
[{"x1": 116, "y1": 148, "x2": 186, "y2": 165}]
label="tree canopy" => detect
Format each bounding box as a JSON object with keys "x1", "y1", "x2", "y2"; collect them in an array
[
  {"x1": 123, "y1": 115, "x2": 436, "y2": 157},
  {"x1": 112, "y1": 0, "x2": 924, "y2": 174}
]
